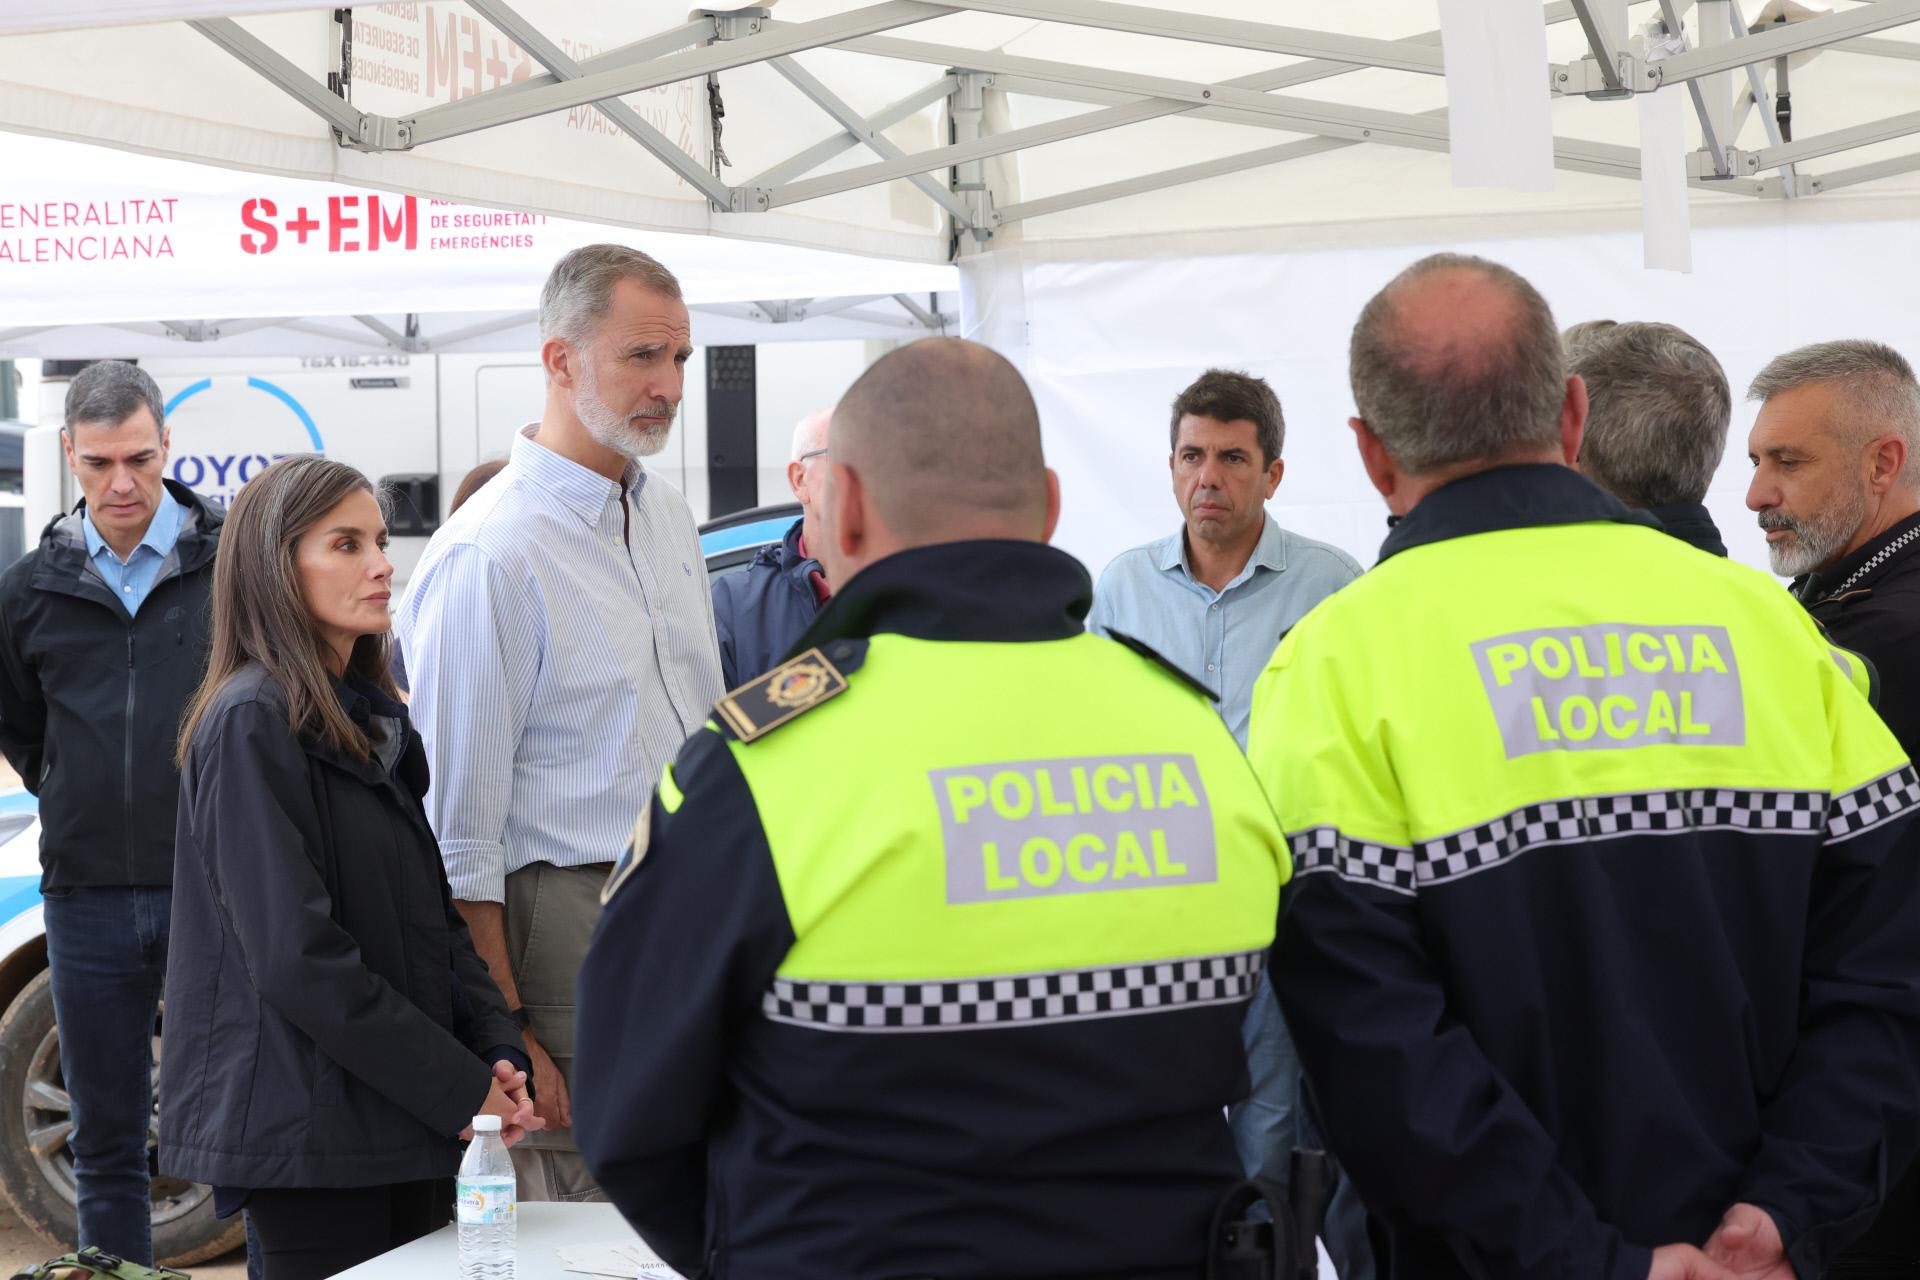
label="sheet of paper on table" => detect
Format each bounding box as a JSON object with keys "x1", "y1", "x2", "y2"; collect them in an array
[{"x1": 557, "y1": 1238, "x2": 685, "y2": 1279}]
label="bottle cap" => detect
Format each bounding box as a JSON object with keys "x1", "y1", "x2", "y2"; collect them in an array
[{"x1": 472, "y1": 1115, "x2": 503, "y2": 1133}]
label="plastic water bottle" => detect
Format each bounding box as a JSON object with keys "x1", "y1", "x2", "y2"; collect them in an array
[{"x1": 457, "y1": 1115, "x2": 516, "y2": 1279}]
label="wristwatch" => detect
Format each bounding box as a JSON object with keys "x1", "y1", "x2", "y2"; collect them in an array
[{"x1": 506, "y1": 1005, "x2": 533, "y2": 1031}]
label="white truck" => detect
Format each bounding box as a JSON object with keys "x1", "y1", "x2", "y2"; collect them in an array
[{"x1": 23, "y1": 343, "x2": 867, "y2": 579}]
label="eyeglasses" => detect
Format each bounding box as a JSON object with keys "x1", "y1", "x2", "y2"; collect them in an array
[{"x1": 795, "y1": 448, "x2": 828, "y2": 464}]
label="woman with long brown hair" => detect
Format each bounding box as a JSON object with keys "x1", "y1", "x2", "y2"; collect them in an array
[{"x1": 158, "y1": 456, "x2": 541, "y2": 1279}]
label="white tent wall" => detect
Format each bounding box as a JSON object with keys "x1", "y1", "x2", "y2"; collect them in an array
[{"x1": 962, "y1": 207, "x2": 1919, "y2": 583}]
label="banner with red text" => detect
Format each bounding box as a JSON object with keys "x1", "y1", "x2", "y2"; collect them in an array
[{"x1": 0, "y1": 132, "x2": 954, "y2": 328}]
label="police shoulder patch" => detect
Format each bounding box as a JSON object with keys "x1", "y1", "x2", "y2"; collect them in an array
[{"x1": 713, "y1": 644, "x2": 857, "y2": 743}]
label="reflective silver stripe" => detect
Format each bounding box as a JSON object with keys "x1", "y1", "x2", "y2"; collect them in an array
[
  {"x1": 1289, "y1": 827, "x2": 1417, "y2": 896},
  {"x1": 763, "y1": 951, "x2": 1263, "y2": 1033},
  {"x1": 1419, "y1": 788, "x2": 1826, "y2": 886},
  {"x1": 1291, "y1": 786, "x2": 1837, "y2": 895},
  {"x1": 1827, "y1": 765, "x2": 1920, "y2": 844}
]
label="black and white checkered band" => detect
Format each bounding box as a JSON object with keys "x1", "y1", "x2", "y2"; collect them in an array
[
  {"x1": 763, "y1": 951, "x2": 1263, "y2": 1034},
  {"x1": 1294, "y1": 786, "x2": 1842, "y2": 894},
  {"x1": 1289, "y1": 827, "x2": 1417, "y2": 896},
  {"x1": 1419, "y1": 788, "x2": 1828, "y2": 887},
  {"x1": 1828, "y1": 766, "x2": 1920, "y2": 843}
]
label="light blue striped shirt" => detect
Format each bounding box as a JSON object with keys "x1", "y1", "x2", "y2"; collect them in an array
[
  {"x1": 1088, "y1": 514, "x2": 1361, "y2": 747},
  {"x1": 396, "y1": 426, "x2": 724, "y2": 903}
]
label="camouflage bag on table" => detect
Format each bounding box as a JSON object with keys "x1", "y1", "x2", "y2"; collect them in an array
[{"x1": 8, "y1": 1247, "x2": 190, "y2": 1280}]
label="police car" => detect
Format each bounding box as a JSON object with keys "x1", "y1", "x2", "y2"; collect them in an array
[{"x1": 0, "y1": 504, "x2": 801, "y2": 1264}]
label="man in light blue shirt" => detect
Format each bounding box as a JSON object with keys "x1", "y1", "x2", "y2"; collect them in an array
[
  {"x1": 397, "y1": 245, "x2": 723, "y2": 1204},
  {"x1": 1088, "y1": 368, "x2": 1359, "y2": 1219},
  {"x1": 82, "y1": 479, "x2": 186, "y2": 616}
]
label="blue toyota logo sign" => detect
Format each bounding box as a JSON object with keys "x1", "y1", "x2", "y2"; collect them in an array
[{"x1": 163, "y1": 376, "x2": 324, "y2": 502}]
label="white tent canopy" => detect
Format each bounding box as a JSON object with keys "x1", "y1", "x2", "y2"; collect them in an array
[
  {"x1": 1, "y1": 1, "x2": 1916, "y2": 583},
  {"x1": 0, "y1": 0, "x2": 1916, "y2": 271},
  {"x1": 0, "y1": 131, "x2": 956, "y2": 356}
]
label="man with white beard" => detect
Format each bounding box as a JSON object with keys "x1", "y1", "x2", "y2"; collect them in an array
[
  {"x1": 1747, "y1": 339, "x2": 1920, "y2": 1278},
  {"x1": 397, "y1": 244, "x2": 723, "y2": 1202}
]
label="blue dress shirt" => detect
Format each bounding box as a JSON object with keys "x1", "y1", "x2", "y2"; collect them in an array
[
  {"x1": 1087, "y1": 513, "x2": 1361, "y2": 747},
  {"x1": 1089, "y1": 511, "x2": 1362, "y2": 1198},
  {"x1": 81, "y1": 490, "x2": 187, "y2": 618}
]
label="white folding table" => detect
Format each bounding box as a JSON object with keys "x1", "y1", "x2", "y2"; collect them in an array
[
  {"x1": 332, "y1": 1198, "x2": 1335, "y2": 1278},
  {"x1": 332, "y1": 1201, "x2": 670, "y2": 1279}
]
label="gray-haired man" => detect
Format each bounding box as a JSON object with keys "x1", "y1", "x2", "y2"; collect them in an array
[
  {"x1": 1746, "y1": 339, "x2": 1920, "y2": 1278},
  {"x1": 0, "y1": 361, "x2": 224, "y2": 1264},
  {"x1": 398, "y1": 245, "x2": 724, "y2": 1201},
  {"x1": 1563, "y1": 320, "x2": 1732, "y2": 556}
]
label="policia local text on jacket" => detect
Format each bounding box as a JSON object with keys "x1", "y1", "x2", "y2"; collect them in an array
[
  {"x1": 159, "y1": 663, "x2": 525, "y2": 1190},
  {"x1": 575, "y1": 541, "x2": 1291, "y2": 1280},
  {"x1": 1252, "y1": 465, "x2": 1920, "y2": 1279},
  {"x1": 0, "y1": 479, "x2": 221, "y2": 888}
]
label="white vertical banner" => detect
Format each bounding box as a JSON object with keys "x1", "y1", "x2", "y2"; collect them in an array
[
  {"x1": 1639, "y1": 32, "x2": 1694, "y2": 273},
  {"x1": 1437, "y1": 0, "x2": 1556, "y2": 191},
  {"x1": 1637, "y1": 88, "x2": 1693, "y2": 272}
]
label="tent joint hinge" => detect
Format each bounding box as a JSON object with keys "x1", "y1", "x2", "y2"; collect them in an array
[
  {"x1": 728, "y1": 186, "x2": 773, "y2": 212},
  {"x1": 343, "y1": 114, "x2": 413, "y2": 152},
  {"x1": 1552, "y1": 51, "x2": 1657, "y2": 99},
  {"x1": 698, "y1": 7, "x2": 772, "y2": 41},
  {"x1": 1687, "y1": 146, "x2": 1763, "y2": 179},
  {"x1": 1756, "y1": 173, "x2": 1820, "y2": 198}
]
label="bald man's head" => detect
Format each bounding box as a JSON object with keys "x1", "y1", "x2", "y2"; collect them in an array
[
  {"x1": 1349, "y1": 253, "x2": 1568, "y2": 475},
  {"x1": 830, "y1": 337, "x2": 1050, "y2": 544}
]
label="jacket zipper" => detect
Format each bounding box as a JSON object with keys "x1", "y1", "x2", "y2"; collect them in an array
[{"x1": 125, "y1": 629, "x2": 137, "y2": 883}]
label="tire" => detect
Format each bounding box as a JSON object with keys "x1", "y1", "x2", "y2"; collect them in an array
[{"x1": 0, "y1": 968, "x2": 243, "y2": 1267}]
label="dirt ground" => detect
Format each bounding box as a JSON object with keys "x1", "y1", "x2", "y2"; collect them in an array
[{"x1": 0, "y1": 1201, "x2": 245, "y2": 1277}]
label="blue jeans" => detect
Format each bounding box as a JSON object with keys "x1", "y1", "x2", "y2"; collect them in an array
[
  {"x1": 42, "y1": 885, "x2": 172, "y2": 1266},
  {"x1": 1228, "y1": 971, "x2": 1300, "y2": 1194},
  {"x1": 245, "y1": 1212, "x2": 263, "y2": 1279}
]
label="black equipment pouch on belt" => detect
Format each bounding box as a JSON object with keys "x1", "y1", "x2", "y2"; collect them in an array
[
  {"x1": 1206, "y1": 1150, "x2": 1337, "y2": 1280},
  {"x1": 9, "y1": 1248, "x2": 191, "y2": 1280}
]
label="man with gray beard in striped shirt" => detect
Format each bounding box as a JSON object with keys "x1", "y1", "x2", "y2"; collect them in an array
[{"x1": 396, "y1": 244, "x2": 724, "y2": 1201}]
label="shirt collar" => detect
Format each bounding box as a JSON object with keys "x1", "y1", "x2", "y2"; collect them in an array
[
  {"x1": 1153, "y1": 512, "x2": 1287, "y2": 586},
  {"x1": 1797, "y1": 509, "x2": 1920, "y2": 602},
  {"x1": 794, "y1": 540, "x2": 1090, "y2": 650},
  {"x1": 510, "y1": 424, "x2": 643, "y2": 529},
  {"x1": 1645, "y1": 501, "x2": 1728, "y2": 558},
  {"x1": 81, "y1": 488, "x2": 184, "y2": 564},
  {"x1": 1378, "y1": 464, "x2": 1658, "y2": 563}
]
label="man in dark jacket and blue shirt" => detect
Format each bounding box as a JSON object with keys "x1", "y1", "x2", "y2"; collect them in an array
[
  {"x1": 710, "y1": 406, "x2": 832, "y2": 687},
  {"x1": 0, "y1": 361, "x2": 222, "y2": 1266}
]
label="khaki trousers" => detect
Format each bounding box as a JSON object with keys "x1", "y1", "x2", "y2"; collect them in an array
[{"x1": 504, "y1": 861, "x2": 608, "y2": 1203}]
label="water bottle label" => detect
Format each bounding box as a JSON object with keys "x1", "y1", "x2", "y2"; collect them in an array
[{"x1": 456, "y1": 1176, "x2": 516, "y2": 1226}]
